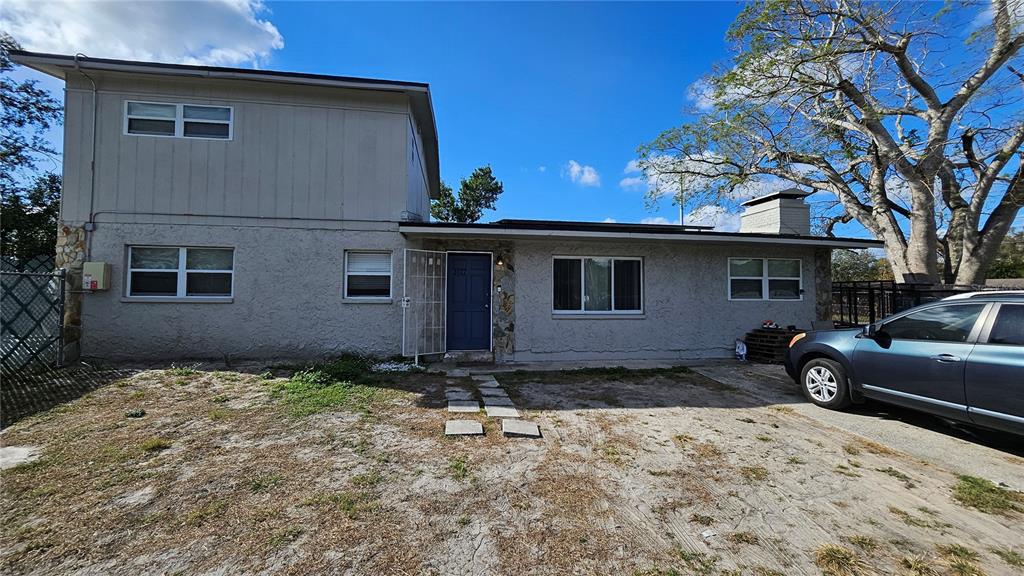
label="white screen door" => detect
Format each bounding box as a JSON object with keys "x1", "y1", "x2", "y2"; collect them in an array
[{"x1": 402, "y1": 249, "x2": 447, "y2": 360}]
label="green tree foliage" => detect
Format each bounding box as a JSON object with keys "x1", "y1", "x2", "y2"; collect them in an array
[
  {"x1": 638, "y1": 0, "x2": 1024, "y2": 285},
  {"x1": 430, "y1": 166, "x2": 503, "y2": 223},
  {"x1": 831, "y1": 249, "x2": 894, "y2": 282},
  {"x1": 987, "y1": 229, "x2": 1024, "y2": 279},
  {"x1": 1, "y1": 32, "x2": 63, "y2": 261},
  {"x1": 1, "y1": 173, "x2": 61, "y2": 263}
]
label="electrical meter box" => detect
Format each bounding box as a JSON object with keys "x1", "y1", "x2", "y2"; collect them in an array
[{"x1": 82, "y1": 262, "x2": 111, "y2": 291}]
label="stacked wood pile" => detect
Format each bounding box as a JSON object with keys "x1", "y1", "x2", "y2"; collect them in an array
[{"x1": 743, "y1": 328, "x2": 804, "y2": 364}]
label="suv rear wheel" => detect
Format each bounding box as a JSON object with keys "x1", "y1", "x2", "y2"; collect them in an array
[{"x1": 800, "y1": 358, "x2": 851, "y2": 410}]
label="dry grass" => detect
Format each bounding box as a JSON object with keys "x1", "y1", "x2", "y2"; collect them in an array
[{"x1": 814, "y1": 544, "x2": 866, "y2": 576}]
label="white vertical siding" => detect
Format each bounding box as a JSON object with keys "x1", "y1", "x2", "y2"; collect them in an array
[{"x1": 61, "y1": 71, "x2": 415, "y2": 228}]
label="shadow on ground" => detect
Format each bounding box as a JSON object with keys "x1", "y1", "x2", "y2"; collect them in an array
[{"x1": 1, "y1": 364, "x2": 138, "y2": 429}]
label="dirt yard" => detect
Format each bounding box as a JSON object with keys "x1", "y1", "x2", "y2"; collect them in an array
[{"x1": 1, "y1": 361, "x2": 1022, "y2": 575}]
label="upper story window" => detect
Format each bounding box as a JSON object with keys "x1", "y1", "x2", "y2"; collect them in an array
[
  {"x1": 553, "y1": 256, "x2": 643, "y2": 314},
  {"x1": 125, "y1": 101, "x2": 233, "y2": 140},
  {"x1": 729, "y1": 258, "x2": 802, "y2": 300}
]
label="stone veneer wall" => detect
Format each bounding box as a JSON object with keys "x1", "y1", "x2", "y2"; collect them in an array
[
  {"x1": 55, "y1": 222, "x2": 88, "y2": 360},
  {"x1": 813, "y1": 247, "x2": 832, "y2": 324},
  {"x1": 421, "y1": 240, "x2": 516, "y2": 361}
]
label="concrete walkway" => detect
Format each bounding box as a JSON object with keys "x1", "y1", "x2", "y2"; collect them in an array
[{"x1": 444, "y1": 374, "x2": 540, "y2": 438}]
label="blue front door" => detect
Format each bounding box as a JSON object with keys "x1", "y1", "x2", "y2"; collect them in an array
[{"x1": 447, "y1": 253, "x2": 491, "y2": 350}]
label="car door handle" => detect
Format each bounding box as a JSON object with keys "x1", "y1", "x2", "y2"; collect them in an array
[{"x1": 932, "y1": 354, "x2": 961, "y2": 363}]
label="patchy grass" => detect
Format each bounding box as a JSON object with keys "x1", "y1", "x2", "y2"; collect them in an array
[
  {"x1": 739, "y1": 466, "x2": 769, "y2": 482},
  {"x1": 166, "y1": 363, "x2": 201, "y2": 376},
  {"x1": 267, "y1": 368, "x2": 387, "y2": 417},
  {"x1": 900, "y1": 555, "x2": 940, "y2": 576},
  {"x1": 845, "y1": 535, "x2": 878, "y2": 553},
  {"x1": 139, "y1": 437, "x2": 172, "y2": 452},
  {"x1": 786, "y1": 456, "x2": 805, "y2": 465},
  {"x1": 938, "y1": 545, "x2": 984, "y2": 576},
  {"x1": 991, "y1": 547, "x2": 1024, "y2": 568},
  {"x1": 248, "y1": 473, "x2": 284, "y2": 493},
  {"x1": 267, "y1": 526, "x2": 304, "y2": 548},
  {"x1": 952, "y1": 475, "x2": 1024, "y2": 516},
  {"x1": 876, "y1": 466, "x2": 916, "y2": 489},
  {"x1": 688, "y1": 513, "x2": 714, "y2": 526},
  {"x1": 448, "y1": 455, "x2": 471, "y2": 482},
  {"x1": 813, "y1": 544, "x2": 864, "y2": 576},
  {"x1": 725, "y1": 531, "x2": 759, "y2": 545}
]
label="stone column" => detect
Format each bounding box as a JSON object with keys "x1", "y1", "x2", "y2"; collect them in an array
[
  {"x1": 55, "y1": 222, "x2": 87, "y2": 361},
  {"x1": 813, "y1": 247, "x2": 833, "y2": 325}
]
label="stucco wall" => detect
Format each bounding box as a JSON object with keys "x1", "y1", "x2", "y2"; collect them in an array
[
  {"x1": 82, "y1": 222, "x2": 408, "y2": 361},
  {"x1": 510, "y1": 239, "x2": 820, "y2": 361}
]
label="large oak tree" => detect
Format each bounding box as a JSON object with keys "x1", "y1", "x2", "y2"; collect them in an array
[{"x1": 638, "y1": 0, "x2": 1024, "y2": 284}]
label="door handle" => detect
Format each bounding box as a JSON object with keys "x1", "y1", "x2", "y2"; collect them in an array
[{"x1": 932, "y1": 354, "x2": 961, "y2": 363}]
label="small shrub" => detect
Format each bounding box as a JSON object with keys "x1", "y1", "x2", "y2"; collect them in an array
[
  {"x1": 952, "y1": 475, "x2": 1024, "y2": 515},
  {"x1": 124, "y1": 408, "x2": 146, "y2": 418},
  {"x1": 320, "y1": 354, "x2": 373, "y2": 382},
  {"x1": 140, "y1": 437, "x2": 172, "y2": 452}
]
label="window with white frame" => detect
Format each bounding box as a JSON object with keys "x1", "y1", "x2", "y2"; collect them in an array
[
  {"x1": 127, "y1": 247, "x2": 234, "y2": 298},
  {"x1": 345, "y1": 251, "x2": 392, "y2": 298},
  {"x1": 728, "y1": 258, "x2": 802, "y2": 300},
  {"x1": 125, "y1": 101, "x2": 232, "y2": 140},
  {"x1": 553, "y1": 256, "x2": 643, "y2": 314}
]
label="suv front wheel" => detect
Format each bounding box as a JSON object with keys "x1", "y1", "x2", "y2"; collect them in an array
[{"x1": 800, "y1": 358, "x2": 851, "y2": 410}]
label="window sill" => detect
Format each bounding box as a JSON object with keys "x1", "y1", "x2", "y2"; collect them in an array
[
  {"x1": 121, "y1": 297, "x2": 233, "y2": 304},
  {"x1": 552, "y1": 313, "x2": 646, "y2": 320},
  {"x1": 342, "y1": 298, "x2": 394, "y2": 305}
]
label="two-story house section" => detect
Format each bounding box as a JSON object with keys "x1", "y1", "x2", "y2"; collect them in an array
[
  {"x1": 13, "y1": 51, "x2": 440, "y2": 361},
  {"x1": 13, "y1": 51, "x2": 879, "y2": 364}
]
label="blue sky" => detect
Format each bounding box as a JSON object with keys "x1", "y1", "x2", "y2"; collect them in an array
[{"x1": 264, "y1": 2, "x2": 743, "y2": 225}]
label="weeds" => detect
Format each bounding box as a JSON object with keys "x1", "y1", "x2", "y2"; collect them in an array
[
  {"x1": 786, "y1": 456, "x2": 805, "y2": 465},
  {"x1": 952, "y1": 475, "x2": 1023, "y2": 516},
  {"x1": 449, "y1": 455, "x2": 471, "y2": 482},
  {"x1": 726, "y1": 531, "x2": 759, "y2": 545},
  {"x1": 739, "y1": 466, "x2": 769, "y2": 482},
  {"x1": 248, "y1": 474, "x2": 283, "y2": 493},
  {"x1": 991, "y1": 547, "x2": 1024, "y2": 568},
  {"x1": 267, "y1": 359, "x2": 388, "y2": 417},
  {"x1": 124, "y1": 408, "x2": 146, "y2": 418},
  {"x1": 267, "y1": 526, "x2": 304, "y2": 547},
  {"x1": 140, "y1": 437, "x2": 172, "y2": 452},
  {"x1": 166, "y1": 364, "x2": 200, "y2": 377},
  {"x1": 814, "y1": 544, "x2": 864, "y2": 576},
  {"x1": 845, "y1": 535, "x2": 878, "y2": 553},
  {"x1": 900, "y1": 555, "x2": 939, "y2": 576},
  {"x1": 876, "y1": 466, "x2": 916, "y2": 488},
  {"x1": 688, "y1": 513, "x2": 714, "y2": 526}
]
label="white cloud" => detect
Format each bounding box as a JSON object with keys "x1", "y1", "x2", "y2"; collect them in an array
[
  {"x1": 538, "y1": 165, "x2": 547, "y2": 173},
  {"x1": 687, "y1": 205, "x2": 741, "y2": 232},
  {"x1": 563, "y1": 160, "x2": 601, "y2": 187},
  {"x1": 623, "y1": 159, "x2": 641, "y2": 174},
  {"x1": 619, "y1": 176, "x2": 646, "y2": 190},
  {"x1": 602, "y1": 217, "x2": 617, "y2": 223},
  {"x1": 640, "y1": 216, "x2": 678, "y2": 225},
  {"x1": 686, "y1": 78, "x2": 717, "y2": 111},
  {"x1": 2, "y1": 0, "x2": 284, "y2": 67}
]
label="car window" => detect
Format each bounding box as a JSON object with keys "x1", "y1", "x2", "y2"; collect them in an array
[
  {"x1": 988, "y1": 304, "x2": 1024, "y2": 345},
  {"x1": 881, "y1": 304, "x2": 986, "y2": 342}
]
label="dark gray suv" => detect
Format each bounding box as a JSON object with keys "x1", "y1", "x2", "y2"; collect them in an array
[{"x1": 785, "y1": 292, "x2": 1024, "y2": 435}]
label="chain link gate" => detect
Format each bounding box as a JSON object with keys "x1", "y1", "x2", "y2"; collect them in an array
[
  {"x1": 402, "y1": 249, "x2": 446, "y2": 364},
  {"x1": 1, "y1": 267, "x2": 66, "y2": 376}
]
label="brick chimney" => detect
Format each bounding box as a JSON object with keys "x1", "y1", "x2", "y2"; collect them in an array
[{"x1": 739, "y1": 188, "x2": 811, "y2": 235}]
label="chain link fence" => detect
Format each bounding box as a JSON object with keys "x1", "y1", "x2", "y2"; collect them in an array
[{"x1": 1, "y1": 256, "x2": 66, "y2": 377}]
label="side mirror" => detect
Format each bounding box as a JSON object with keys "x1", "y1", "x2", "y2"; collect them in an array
[{"x1": 859, "y1": 324, "x2": 877, "y2": 339}]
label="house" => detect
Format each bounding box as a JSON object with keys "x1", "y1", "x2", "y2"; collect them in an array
[{"x1": 12, "y1": 51, "x2": 881, "y2": 364}]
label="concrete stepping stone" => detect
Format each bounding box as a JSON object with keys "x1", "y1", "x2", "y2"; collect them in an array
[
  {"x1": 477, "y1": 379, "x2": 501, "y2": 389},
  {"x1": 471, "y1": 374, "x2": 496, "y2": 382},
  {"x1": 482, "y1": 396, "x2": 514, "y2": 407},
  {"x1": 448, "y1": 400, "x2": 480, "y2": 413},
  {"x1": 485, "y1": 405, "x2": 520, "y2": 418},
  {"x1": 445, "y1": 420, "x2": 484, "y2": 436},
  {"x1": 445, "y1": 390, "x2": 474, "y2": 401},
  {"x1": 479, "y1": 387, "x2": 508, "y2": 397},
  {"x1": 448, "y1": 369, "x2": 469, "y2": 377},
  {"x1": 502, "y1": 419, "x2": 541, "y2": 438}
]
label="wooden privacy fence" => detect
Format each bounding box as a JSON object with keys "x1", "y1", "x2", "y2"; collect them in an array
[{"x1": 831, "y1": 281, "x2": 995, "y2": 326}]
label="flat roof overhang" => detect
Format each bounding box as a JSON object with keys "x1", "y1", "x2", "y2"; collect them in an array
[{"x1": 399, "y1": 221, "x2": 884, "y2": 249}]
